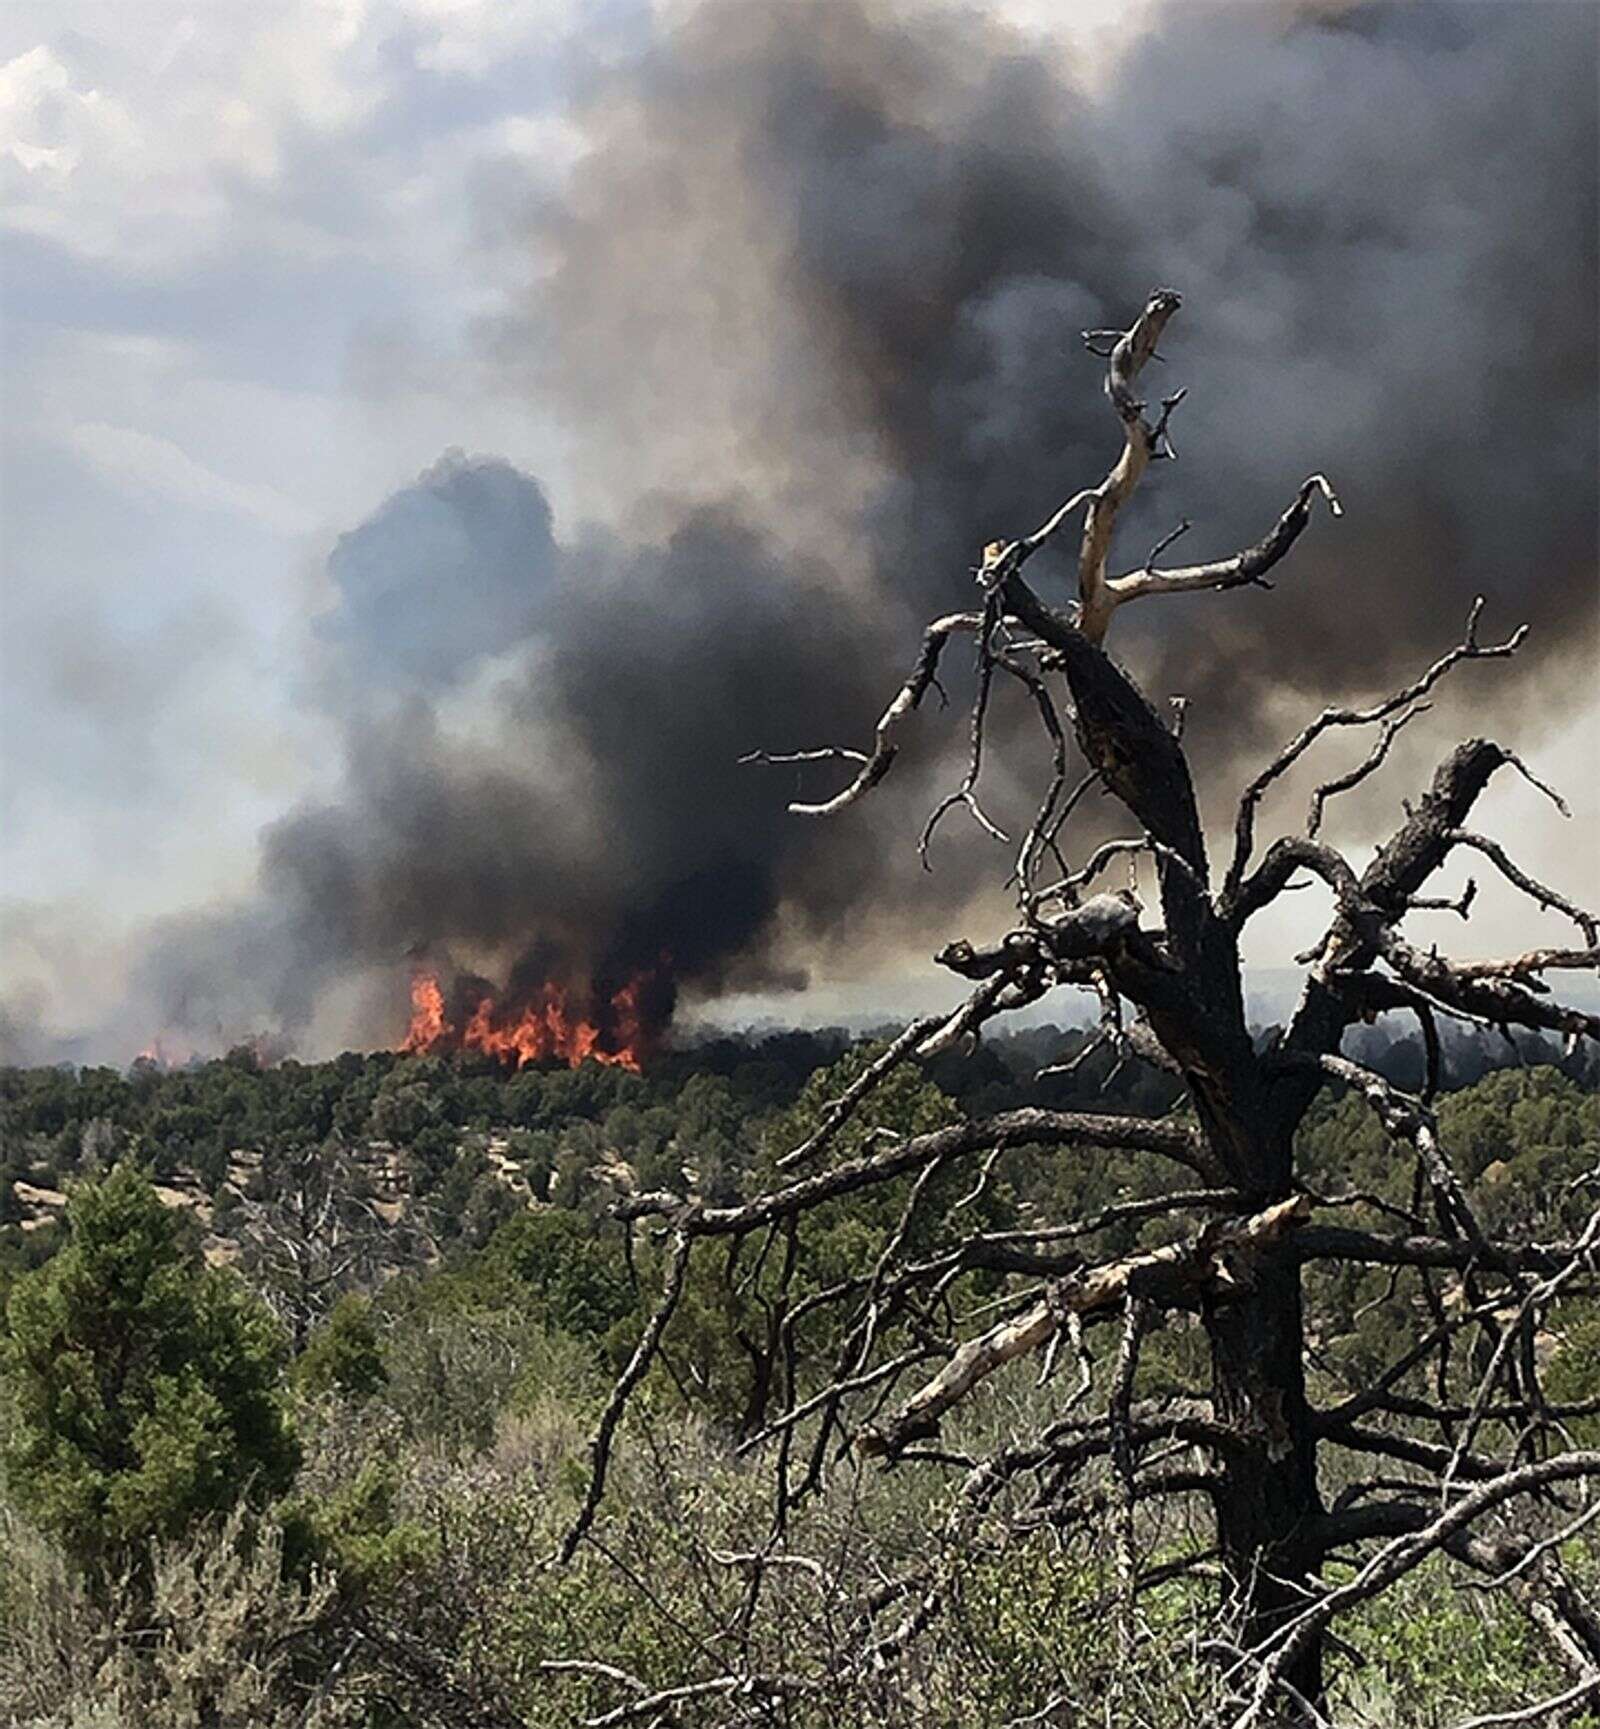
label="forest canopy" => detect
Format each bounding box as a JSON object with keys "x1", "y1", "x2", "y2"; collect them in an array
[{"x1": 1, "y1": 1032, "x2": 1597, "y2": 1725}]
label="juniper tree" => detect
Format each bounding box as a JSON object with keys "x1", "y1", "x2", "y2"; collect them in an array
[{"x1": 3, "y1": 1163, "x2": 298, "y2": 1575}]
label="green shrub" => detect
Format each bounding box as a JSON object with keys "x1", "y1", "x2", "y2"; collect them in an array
[
  {"x1": 295, "y1": 1295, "x2": 388, "y2": 1404},
  {"x1": 1, "y1": 1164, "x2": 298, "y2": 1573}
]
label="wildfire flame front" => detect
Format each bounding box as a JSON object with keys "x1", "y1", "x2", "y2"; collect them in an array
[{"x1": 400, "y1": 970, "x2": 652, "y2": 1072}]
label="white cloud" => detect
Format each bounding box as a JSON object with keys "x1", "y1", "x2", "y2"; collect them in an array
[
  {"x1": 0, "y1": 2, "x2": 601, "y2": 271},
  {"x1": 406, "y1": 0, "x2": 587, "y2": 76},
  {"x1": 67, "y1": 420, "x2": 317, "y2": 534},
  {"x1": 0, "y1": 42, "x2": 143, "y2": 243},
  {"x1": 0, "y1": 0, "x2": 596, "y2": 975}
]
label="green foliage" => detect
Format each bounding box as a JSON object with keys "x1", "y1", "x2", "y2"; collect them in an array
[
  {"x1": 1332, "y1": 1551, "x2": 1561, "y2": 1724},
  {"x1": 0, "y1": 1043, "x2": 1596, "y2": 1723},
  {"x1": 379, "y1": 1309, "x2": 542, "y2": 1452},
  {"x1": 1, "y1": 1164, "x2": 298, "y2": 1571},
  {"x1": 0, "y1": 1216, "x2": 62, "y2": 1309},
  {"x1": 768, "y1": 1043, "x2": 960, "y2": 1169},
  {"x1": 1295, "y1": 1064, "x2": 1600, "y2": 1232},
  {"x1": 295, "y1": 1294, "x2": 387, "y2": 1404},
  {"x1": 283, "y1": 1454, "x2": 437, "y2": 1599},
  {"x1": 460, "y1": 1207, "x2": 637, "y2": 1342},
  {"x1": 1437, "y1": 1066, "x2": 1600, "y2": 1236}
]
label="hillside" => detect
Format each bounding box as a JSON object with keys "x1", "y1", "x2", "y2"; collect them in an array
[{"x1": 2, "y1": 1037, "x2": 1597, "y2": 1726}]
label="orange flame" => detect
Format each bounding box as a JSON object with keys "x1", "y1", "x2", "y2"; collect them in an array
[
  {"x1": 400, "y1": 973, "x2": 449, "y2": 1053},
  {"x1": 134, "y1": 1036, "x2": 189, "y2": 1070},
  {"x1": 401, "y1": 970, "x2": 649, "y2": 1072}
]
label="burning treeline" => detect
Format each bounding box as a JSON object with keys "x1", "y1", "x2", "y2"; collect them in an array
[
  {"x1": 398, "y1": 964, "x2": 670, "y2": 1072},
  {"x1": 102, "y1": 0, "x2": 1595, "y2": 1072}
]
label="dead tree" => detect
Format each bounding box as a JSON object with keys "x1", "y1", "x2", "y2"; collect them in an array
[
  {"x1": 238, "y1": 1139, "x2": 421, "y2": 1353},
  {"x1": 552, "y1": 290, "x2": 1600, "y2": 1725}
]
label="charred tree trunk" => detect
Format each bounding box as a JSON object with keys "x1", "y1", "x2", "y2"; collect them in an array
[
  {"x1": 735, "y1": 1325, "x2": 777, "y2": 1440},
  {"x1": 1154, "y1": 1073, "x2": 1332, "y2": 1709},
  {"x1": 1208, "y1": 1250, "x2": 1325, "y2": 1707},
  {"x1": 1037, "y1": 592, "x2": 1334, "y2": 1699}
]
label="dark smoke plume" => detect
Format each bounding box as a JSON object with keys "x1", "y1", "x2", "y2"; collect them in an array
[{"x1": 130, "y1": 0, "x2": 1596, "y2": 1058}]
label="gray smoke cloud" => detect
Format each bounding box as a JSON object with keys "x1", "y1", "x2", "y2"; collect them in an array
[
  {"x1": 316, "y1": 450, "x2": 561, "y2": 697},
  {"x1": 505, "y1": 0, "x2": 1596, "y2": 730},
  {"x1": 124, "y1": 0, "x2": 1596, "y2": 1058}
]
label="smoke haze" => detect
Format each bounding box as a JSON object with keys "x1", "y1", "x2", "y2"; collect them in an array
[{"x1": 8, "y1": 0, "x2": 1596, "y2": 1063}]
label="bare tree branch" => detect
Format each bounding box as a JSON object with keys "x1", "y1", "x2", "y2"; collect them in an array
[
  {"x1": 860, "y1": 1197, "x2": 1307, "y2": 1458},
  {"x1": 742, "y1": 610, "x2": 982, "y2": 818},
  {"x1": 1106, "y1": 472, "x2": 1342, "y2": 611},
  {"x1": 557, "y1": 1229, "x2": 692, "y2": 1565},
  {"x1": 615, "y1": 1108, "x2": 1217, "y2": 1236},
  {"x1": 1444, "y1": 831, "x2": 1598, "y2": 947},
  {"x1": 775, "y1": 1012, "x2": 950, "y2": 1171},
  {"x1": 1224, "y1": 598, "x2": 1528, "y2": 903},
  {"x1": 1076, "y1": 288, "x2": 1184, "y2": 642},
  {"x1": 1448, "y1": 1677, "x2": 1600, "y2": 1729},
  {"x1": 1449, "y1": 947, "x2": 1600, "y2": 983},
  {"x1": 1305, "y1": 701, "x2": 1430, "y2": 838}
]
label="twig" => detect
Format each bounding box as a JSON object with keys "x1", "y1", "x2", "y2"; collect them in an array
[
  {"x1": 1225, "y1": 598, "x2": 1527, "y2": 900},
  {"x1": 1306, "y1": 703, "x2": 1431, "y2": 837},
  {"x1": 556, "y1": 1230, "x2": 693, "y2": 1564},
  {"x1": 745, "y1": 612, "x2": 982, "y2": 818}
]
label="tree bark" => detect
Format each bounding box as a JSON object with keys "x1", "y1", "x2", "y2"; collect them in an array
[
  {"x1": 1003, "y1": 557, "x2": 1335, "y2": 1694},
  {"x1": 1207, "y1": 1249, "x2": 1326, "y2": 1709}
]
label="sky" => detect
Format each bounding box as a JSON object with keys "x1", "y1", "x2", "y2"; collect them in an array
[
  {"x1": 2, "y1": 0, "x2": 1595, "y2": 1063},
  {"x1": 2, "y1": 0, "x2": 613, "y2": 1055}
]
